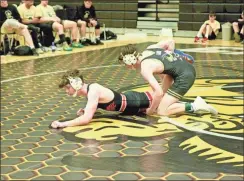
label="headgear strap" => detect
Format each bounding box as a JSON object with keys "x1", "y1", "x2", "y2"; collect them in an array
[{"x1": 121, "y1": 51, "x2": 137, "y2": 65}]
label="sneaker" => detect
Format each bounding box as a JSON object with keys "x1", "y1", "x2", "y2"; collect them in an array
[
  {"x1": 36, "y1": 48, "x2": 44, "y2": 54},
  {"x1": 96, "y1": 38, "x2": 104, "y2": 45},
  {"x1": 71, "y1": 42, "x2": 84, "y2": 48},
  {"x1": 80, "y1": 39, "x2": 90, "y2": 46},
  {"x1": 194, "y1": 36, "x2": 200, "y2": 43},
  {"x1": 42, "y1": 46, "x2": 50, "y2": 52},
  {"x1": 31, "y1": 48, "x2": 39, "y2": 56},
  {"x1": 87, "y1": 39, "x2": 97, "y2": 45},
  {"x1": 201, "y1": 37, "x2": 208, "y2": 43},
  {"x1": 193, "y1": 96, "x2": 218, "y2": 115},
  {"x1": 62, "y1": 42, "x2": 73, "y2": 51},
  {"x1": 55, "y1": 44, "x2": 64, "y2": 51},
  {"x1": 234, "y1": 33, "x2": 241, "y2": 43}
]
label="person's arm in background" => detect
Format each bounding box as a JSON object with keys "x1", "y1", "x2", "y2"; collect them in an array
[
  {"x1": 77, "y1": 5, "x2": 89, "y2": 23},
  {"x1": 12, "y1": 5, "x2": 21, "y2": 22}
]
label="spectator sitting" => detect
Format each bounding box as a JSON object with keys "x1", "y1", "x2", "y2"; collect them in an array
[
  {"x1": 194, "y1": 11, "x2": 221, "y2": 44},
  {"x1": 232, "y1": 10, "x2": 244, "y2": 43},
  {"x1": 76, "y1": 0, "x2": 103, "y2": 45},
  {"x1": 17, "y1": 0, "x2": 46, "y2": 54},
  {"x1": 35, "y1": 0, "x2": 83, "y2": 51},
  {"x1": 0, "y1": 0, "x2": 38, "y2": 55}
]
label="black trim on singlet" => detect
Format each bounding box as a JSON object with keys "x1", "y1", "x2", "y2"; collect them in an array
[
  {"x1": 140, "y1": 48, "x2": 164, "y2": 63},
  {"x1": 87, "y1": 84, "x2": 122, "y2": 112}
]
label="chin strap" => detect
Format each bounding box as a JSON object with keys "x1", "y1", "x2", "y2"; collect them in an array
[
  {"x1": 121, "y1": 51, "x2": 138, "y2": 65},
  {"x1": 67, "y1": 77, "x2": 83, "y2": 97}
]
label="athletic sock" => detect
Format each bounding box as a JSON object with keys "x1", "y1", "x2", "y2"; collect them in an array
[{"x1": 185, "y1": 103, "x2": 194, "y2": 113}]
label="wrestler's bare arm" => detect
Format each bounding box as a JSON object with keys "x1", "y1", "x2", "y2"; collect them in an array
[
  {"x1": 158, "y1": 74, "x2": 174, "y2": 93},
  {"x1": 141, "y1": 60, "x2": 164, "y2": 114},
  {"x1": 51, "y1": 85, "x2": 100, "y2": 128}
]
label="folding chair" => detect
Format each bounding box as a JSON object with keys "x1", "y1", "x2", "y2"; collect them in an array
[
  {"x1": 87, "y1": 26, "x2": 96, "y2": 42},
  {"x1": 0, "y1": 32, "x2": 15, "y2": 55}
]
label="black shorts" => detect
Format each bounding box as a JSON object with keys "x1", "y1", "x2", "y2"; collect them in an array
[
  {"x1": 121, "y1": 91, "x2": 152, "y2": 115},
  {"x1": 202, "y1": 31, "x2": 216, "y2": 40},
  {"x1": 38, "y1": 22, "x2": 54, "y2": 30},
  {"x1": 238, "y1": 21, "x2": 244, "y2": 30}
]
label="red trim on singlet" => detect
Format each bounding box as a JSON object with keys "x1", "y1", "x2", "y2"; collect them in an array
[
  {"x1": 119, "y1": 94, "x2": 127, "y2": 112},
  {"x1": 145, "y1": 91, "x2": 153, "y2": 107}
]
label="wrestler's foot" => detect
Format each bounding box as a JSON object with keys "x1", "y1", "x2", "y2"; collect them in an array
[{"x1": 193, "y1": 96, "x2": 218, "y2": 115}]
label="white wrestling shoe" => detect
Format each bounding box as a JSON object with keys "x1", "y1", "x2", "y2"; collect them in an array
[{"x1": 192, "y1": 96, "x2": 218, "y2": 115}]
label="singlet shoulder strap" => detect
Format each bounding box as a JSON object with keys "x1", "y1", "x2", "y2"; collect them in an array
[
  {"x1": 87, "y1": 83, "x2": 95, "y2": 94},
  {"x1": 140, "y1": 48, "x2": 165, "y2": 62}
]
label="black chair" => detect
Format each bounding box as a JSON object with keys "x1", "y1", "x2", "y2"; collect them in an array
[
  {"x1": 225, "y1": 13, "x2": 241, "y2": 22},
  {"x1": 180, "y1": 0, "x2": 193, "y2": 2},
  {"x1": 193, "y1": 3, "x2": 209, "y2": 13},
  {"x1": 55, "y1": 9, "x2": 68, "y2": 20},
  {"x1": 225, "y1": 0, "x2": 242, "y2": 3},
  {"x1": 225, "y1": 4, "x2": 242, "y2": 13},
  {"x1": 66, "y1": 7, "x2": 77, "y2": 21},
  {"x1": 209, "y1": 4, "x2": 225, "y2": 13},
  {"x1": 179, "y1": 13, "x2": 193, "y2": 21},
  {"x1": 192, "y1": 0, "x2": 208, "y2": 2},
  {"x1": 193, "y1": 13, "x2": 209, "y2": 22},
  {"x1": 178, "y1": 22, "x2": 193, "y2": 30},
  {"x1": 216, "y1": 13, "x2": 225, "y2": 22},
  {"x1": 179, "y1": 3, "x2": 193, "y2": 13},
  {"x1": 192, "y1": 22, "x2": 204, "y2": 31},
  {"x1": 210, "y1": 0, "x2": 225, "y2": 3}
]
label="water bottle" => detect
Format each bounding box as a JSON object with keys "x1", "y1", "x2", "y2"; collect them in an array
[{"x1": 51, "y1": 42, "x2": 56, "y2": 52}]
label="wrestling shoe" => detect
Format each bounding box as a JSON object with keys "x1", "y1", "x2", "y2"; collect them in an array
[{"x1": 192, "y1": 96, "x2": 218, "y2": 115}]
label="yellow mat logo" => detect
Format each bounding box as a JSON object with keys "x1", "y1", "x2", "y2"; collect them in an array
[{"x1": 61, "y1": 79, "x2": 243, "y2": 168}]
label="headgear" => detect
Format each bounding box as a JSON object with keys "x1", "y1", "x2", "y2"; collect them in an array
[
  {"x1": 67, "y1": 77, "x2": 83, "y2": 97},
  {"x1": 121, "y1": 51, "x2": 137, "y2": 65}
]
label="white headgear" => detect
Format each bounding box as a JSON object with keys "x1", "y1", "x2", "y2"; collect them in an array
[
  {"x1": 67, "y1": 77, "x2": 83, "y2": 97},
  {"x1": 121, "y1": 51, "x2": 137, "y2": 65}
]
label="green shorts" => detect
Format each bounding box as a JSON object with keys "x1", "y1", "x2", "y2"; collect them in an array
[{"x1": 167, "y1": 65, "x2": 196, "y2": 99}]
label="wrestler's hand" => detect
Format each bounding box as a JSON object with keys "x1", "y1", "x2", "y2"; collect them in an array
[
  {"x1": 76, "y1": 108, "x2": 85, "y2": 116},
  {"x1": 146, "y1": 108, "x2": 154, "y2": 115},
  {"x1": 51, "y1": 121, "x2": 66, "y2": 129}
]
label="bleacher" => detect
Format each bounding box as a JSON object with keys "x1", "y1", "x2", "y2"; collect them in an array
[
  {"x1": 5, "y1": 0, "x2": 244, "y2": 37},
  {"x1": 7, "y1": 0, "x2": 138, "y2": 28},
  {"x1": 179, "y1": 0, "x2": 244, "y2": 31}
]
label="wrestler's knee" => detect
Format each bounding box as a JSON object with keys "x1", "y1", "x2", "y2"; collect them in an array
[{"x1": 156, "y1": 108, "x2": 168, "y2": 116}]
